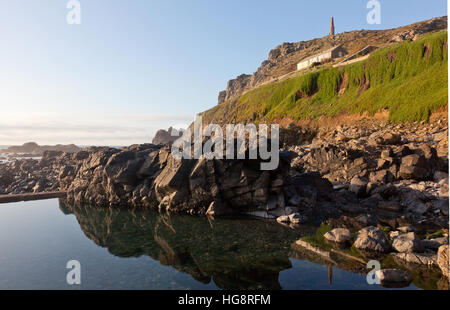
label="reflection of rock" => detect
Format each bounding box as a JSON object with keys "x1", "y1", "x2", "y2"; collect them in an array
[
  {"x1": 376, "y1": 269, "x2": 412, "y2": 287},
  {"x1": 291, "y1": 240, "x2": 367, "y2": 275},
  {"x1": 391, "y1": 253, "x2": 438, "y2": 268},
  {"x1": 59, "y1": 200, "x2": 300, "y2": 290}
]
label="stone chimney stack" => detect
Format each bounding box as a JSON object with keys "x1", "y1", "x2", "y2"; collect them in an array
[{"x1": 330, "y1": 17, "x2": 335, "y2": 36}]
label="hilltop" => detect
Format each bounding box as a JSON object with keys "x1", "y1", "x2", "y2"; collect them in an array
[
  {"x1": 204, "y1": 26, "x2": 447, "y2": 126},
  {"x1": 216, "y1": 16, "x2": 447, "y2": 107}
]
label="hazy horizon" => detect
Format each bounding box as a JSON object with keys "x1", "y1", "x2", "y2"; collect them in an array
[{"x1": 0, "y1": 0, "x2": 447, "y2": 145}]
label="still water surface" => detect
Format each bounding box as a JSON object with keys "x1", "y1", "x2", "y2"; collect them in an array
[{"x1": 0, "y1": 199, "x2": 421, "y2": 290}]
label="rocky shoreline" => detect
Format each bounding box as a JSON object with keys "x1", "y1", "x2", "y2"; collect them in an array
[{"x1": 0, "y1": 116, "x2": 449, "y2": 280}]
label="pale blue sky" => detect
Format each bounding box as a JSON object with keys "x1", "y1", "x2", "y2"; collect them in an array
[{"x1": 0, "y1": 0, "x2": 447, "y2": 145}]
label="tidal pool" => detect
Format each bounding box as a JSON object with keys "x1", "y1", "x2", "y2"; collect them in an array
[{"x1": 0, "y1": 199, "x2": 430, "y2": 290}]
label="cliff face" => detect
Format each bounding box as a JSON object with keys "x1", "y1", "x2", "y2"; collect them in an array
[{"x1": 217, "y1": 16, "x2": 447, "y2": 105}]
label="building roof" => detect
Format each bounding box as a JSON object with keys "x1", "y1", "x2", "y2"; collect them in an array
[
  {"x1": 338, "y1": 45, "x2": 378, "y2": 64},
  {"x1": 298, "y1": 45, "x2": 343, "y2": 64}
]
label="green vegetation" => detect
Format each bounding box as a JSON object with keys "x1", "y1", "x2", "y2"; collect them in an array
[
  {"x1": 426, "y1": 229, "x2": 445, "y2": 239},
  {"x1": 204, "y1": 31, "x2": 448, "y2": 124},
  {"x1": 300, "y1": 223, "x2": 332, "y2": 249}
]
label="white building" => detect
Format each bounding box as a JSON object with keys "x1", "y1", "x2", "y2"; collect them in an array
[{"x1": 297, "y1": 45, "x2": 347, "y2": 71}]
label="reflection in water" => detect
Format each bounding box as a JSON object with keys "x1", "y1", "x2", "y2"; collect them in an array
[
  {"x1": 57, "y1": 201, "x2": 444, "y2": 290},
  {"x1": 59, "y1": 201, "x2": 303, "y2": 290}
]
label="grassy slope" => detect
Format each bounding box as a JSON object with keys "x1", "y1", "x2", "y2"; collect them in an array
[{"x1": 203, "y1": 31, "x2": 448, "y2": 124}]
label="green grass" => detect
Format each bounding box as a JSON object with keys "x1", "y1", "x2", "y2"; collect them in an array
[
  {"x1": 426, "y1": 229, "x2": 445, "y2": 239},
  {"x1": 300, "y1": 223, "x2": 332, "y2": 249},
  {"x1": 203, "y1": 31, "x2": 448, "y2": 124}
]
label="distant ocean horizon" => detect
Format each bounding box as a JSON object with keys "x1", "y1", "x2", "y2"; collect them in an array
[{"x1": 0, "y1": 145, "x2": 124, "y2": 150}]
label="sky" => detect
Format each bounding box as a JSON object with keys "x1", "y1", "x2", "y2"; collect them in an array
[{"x1": 0, "y1": 0, "x2": 447, "y2": 146}]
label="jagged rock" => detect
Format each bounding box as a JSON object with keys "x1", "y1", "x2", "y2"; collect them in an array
[
  {"x1": 370, "y1": 170, "x2": 393, "y2": 185},
  {"x1": 60, "y1": 142, "x2": 341, "y2": 217},
  {"x1": 437, "y1": 245, "x2": 449, "y2": 278},
  {"x1": 354, "y1": 226, "x2": 391, "y2": 253},
  {"x1": 349, "y1": 176, "x2": 367, "y2": 197},
  {"x1": 379, "y1": 133, "x2": 401, "y2": 145},
  {"x1": 392, "y1": 232, "x2": 424, "y2": 253},
  {"x1": 399, "y1": 154, "x2": 428, "y2": 180},
  {"x1": 324, "y1": 228, "x2": 351, "y2": 243},
  {"x1": 152, "y1": 127, "x2": 183, "y2": 146}
]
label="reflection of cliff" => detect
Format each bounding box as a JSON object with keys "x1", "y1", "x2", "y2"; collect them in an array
[{"x1": 59, "y1": 201, "x2": 300, "y2": 290}]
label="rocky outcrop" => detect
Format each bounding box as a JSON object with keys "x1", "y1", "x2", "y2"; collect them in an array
[
  {"x1": 218, "y1": 74, "x2": 252, "y2": 104},
  {"x1": 287, "y1": 116, "x2": 449, "y2": 228},
  {"x1": 0, "y1": 150, "x2": 87, "y2": 195},
  {"x1": 3, "y1": 142, "x2": 80, "y2": 155},
  {"x1": 60, "y1": 143, "x2": 334, "y2": 217},
  {"x1": 152, "y1": 127, "x2": 183, "y2": 146}
]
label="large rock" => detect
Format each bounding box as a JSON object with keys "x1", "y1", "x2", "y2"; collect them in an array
[
  {"x1": 392, "y1": 232, "x2": 424, "y2": 253},
  {"x1": 353, "y1": 226, "x2": 391, "y2": 253},
  {"x1": 437, "y1": 245, "x2": 449, "y2": 278},
  {"x1": 399, "y1": 154, "x2": 428, "y2": 180},
  {"x1": 324, "y1": 228, "x2": 351, "y2": 243},
  {"x1": 152, "y1": 127, "x2": 183, "y2": 146},
  {"x1": 63, "y1": 142, "x2": 332, "y2": 216},
  {"x1": 349, "y1": 176, "x2": 367, "y2": 197},
  {"x1": 379, "y1": 133, "x2": 401, "y2": 145}
]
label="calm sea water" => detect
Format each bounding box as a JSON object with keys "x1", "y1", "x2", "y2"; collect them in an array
[{"x1": 0, "y1": 199, "x2": 427, "y2": 290}]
